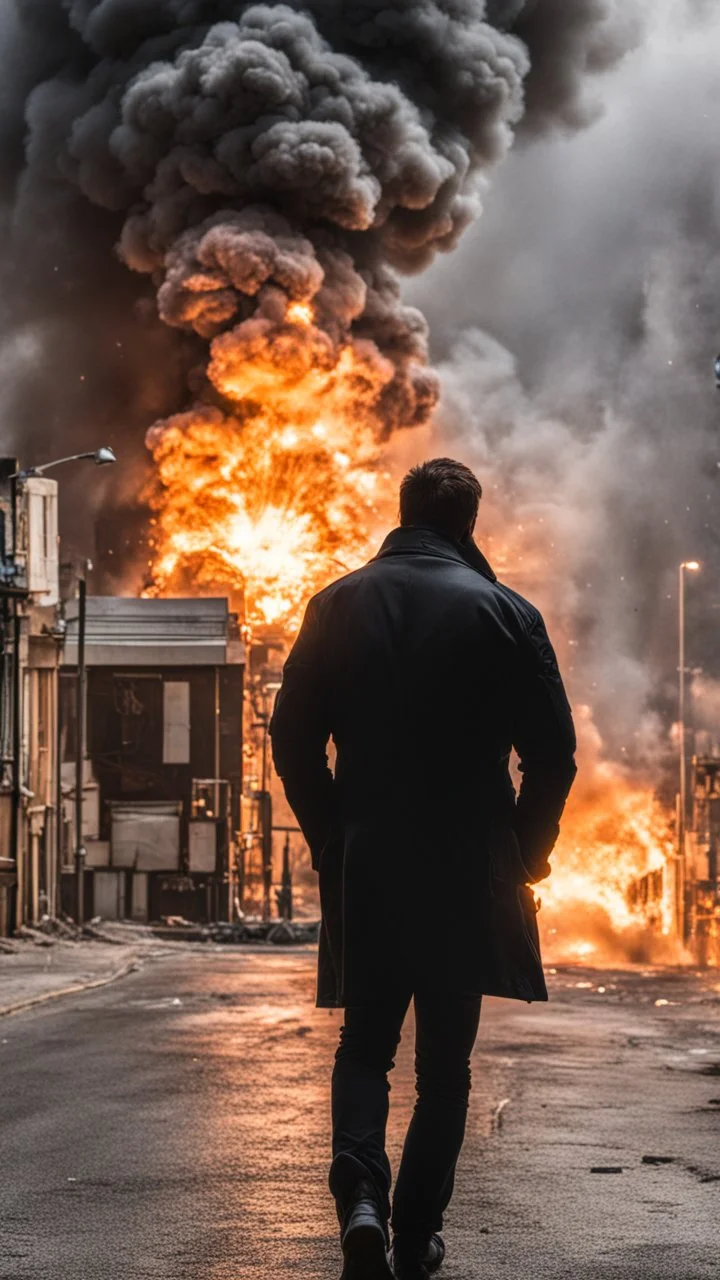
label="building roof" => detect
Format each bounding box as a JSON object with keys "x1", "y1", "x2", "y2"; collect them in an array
[{"x1": 62, "y1": 596, "x2": 245, "y2": 667}]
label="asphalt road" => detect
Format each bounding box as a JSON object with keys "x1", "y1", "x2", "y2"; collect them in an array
[{"x1": 1, "y1": 951, "x2": 718, "y2": 1280}]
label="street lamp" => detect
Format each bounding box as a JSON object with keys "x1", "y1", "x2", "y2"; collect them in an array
[
  {"x1": 677, "y1": 559, "x2": 701, "y2": 943},
  {"x1": 8, "y1": 447, "x2": 116, "y2": 480}
]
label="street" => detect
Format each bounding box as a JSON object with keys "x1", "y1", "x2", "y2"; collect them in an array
[{"x1": 0, "y1": 950, "x2": 718, "y2": 1280}]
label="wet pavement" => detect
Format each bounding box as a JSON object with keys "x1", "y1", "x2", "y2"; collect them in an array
[{"x1": 0, "y1": 950, "x2": 718, "y2": 1279}]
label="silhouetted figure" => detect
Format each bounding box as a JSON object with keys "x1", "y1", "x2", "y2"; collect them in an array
[{"x1": 271, "y1": 458, "x2": 577, "y2": 1280}]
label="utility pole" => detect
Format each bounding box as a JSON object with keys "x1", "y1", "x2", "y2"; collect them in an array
[
  {"x1": 74, "y1": 574, "x2": 87, "y2": 926},
  {"x1": 677, "y1": 560, "x2": 700, "y2": 944},
  {"x1": 260, "y1": 710, "x2": 273, "y2": 922},
  {"x1": 276, "y1": 832, "x2": 293, "y2": 921}
]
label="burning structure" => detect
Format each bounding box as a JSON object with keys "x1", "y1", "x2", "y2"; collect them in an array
[
  {"x1": 685, "y1": 757, "x2": 720, "y2": 964},
  {"x1": 0, "y1": 3, "x2": 718, "y2": 952}
]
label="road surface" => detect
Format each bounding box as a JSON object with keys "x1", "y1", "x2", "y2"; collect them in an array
[{"x1": 0, "y1": 950, "x2": 718, "y2": 1279}]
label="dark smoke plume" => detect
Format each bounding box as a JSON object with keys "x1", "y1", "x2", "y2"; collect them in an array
[{"x1": 0, "y1": 0, "x2": 637, "y2": 568}]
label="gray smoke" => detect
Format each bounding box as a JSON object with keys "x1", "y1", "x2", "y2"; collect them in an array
[
  {"x1": 0, "y1": 0, "x2": 638, "y2": 565},
  {"x1": 406, "y1": 0, "x2": 719, "y2": 781}
]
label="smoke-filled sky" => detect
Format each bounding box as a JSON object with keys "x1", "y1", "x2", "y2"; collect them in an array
[
  {"x1": 0, "y1": 0, "x2": 717, "y2": 776},
  {"x1": 0, "y1": 2, "x2": 636, "y2": 473},
  {"x1": 407, "y1": 0, "x2": 720, "y2": 774},
  {"x1": 0, "y1": 2, "x2": 630, "y2": 550}
]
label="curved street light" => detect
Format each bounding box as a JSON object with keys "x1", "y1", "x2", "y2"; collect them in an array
[{"x1": 9, "y1": 447, "x2": 117, "y2": 480}]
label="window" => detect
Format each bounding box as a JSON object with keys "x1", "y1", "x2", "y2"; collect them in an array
[{"x1": 162, "y1": 681, "x2": 190, "y2": 764}]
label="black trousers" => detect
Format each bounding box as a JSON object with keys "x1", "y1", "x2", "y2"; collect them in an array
[{"x1": 330, "y1": 988, "x2": 482, "y2": 1239}]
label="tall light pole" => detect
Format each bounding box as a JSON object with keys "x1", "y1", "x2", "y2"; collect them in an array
[
  {"x1": 678, "y1": 559, "x2": 700, "y2": 943},
  {"x1": 8, "y1": 447, "x2": 116, "y2": 481},
  {"x1": 75, "y1": 570, "x2": 88, "y2": 926}
]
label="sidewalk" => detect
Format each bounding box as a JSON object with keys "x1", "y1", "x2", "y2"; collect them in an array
[
  {"x1": 0, "y1": 918, "x2": 320, "y2": 1016},
  {"x1": 0, "y1": 922, "x2": 170, "y2": 1016}
]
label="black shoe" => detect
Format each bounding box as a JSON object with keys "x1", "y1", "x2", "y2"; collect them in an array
[
  {"x1": 341, "y1": 1180, "x2": 393, "y2": 1280},
  {"x1": 422, "y1": 1235, "x2": 445, "y2": 1273},
  {"x1": 390, "y1": 1254, "x2": 430, "y2": 1280},
  {"x1": 391, "y1": 1234, "x2": 445, "y2": 1280}
]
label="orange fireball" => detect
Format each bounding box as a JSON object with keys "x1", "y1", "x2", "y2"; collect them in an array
[{"x1": 146, "y1": 300, "x2": 399, "y2": 628}]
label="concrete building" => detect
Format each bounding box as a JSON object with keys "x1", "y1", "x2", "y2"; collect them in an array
[
  {"x1": 685, "y1": 755, "x2": 720, "y2": 962},
  {"x1": 0, "y1": 461, "x2": 62, "y2": 934}
]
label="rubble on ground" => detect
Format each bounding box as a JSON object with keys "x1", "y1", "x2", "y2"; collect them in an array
[
  {"x1": 1, "y1": 915, "x2": 321, "y2": 953},
  {"x1": 152, "y1": 918, "x2": 321, "y2": 946}
]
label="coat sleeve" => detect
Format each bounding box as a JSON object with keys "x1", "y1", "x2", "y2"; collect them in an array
[
  {"x1": 510, "y1": 609, "x2": 577, "y2": 883},
  {"x1": 269, "y1": 598, "x2": 336, "y2": 870}
]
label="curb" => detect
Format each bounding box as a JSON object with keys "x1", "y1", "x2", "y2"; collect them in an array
[{"x1": 0, "y1": 955, "x2": 142, "y2": 1019}]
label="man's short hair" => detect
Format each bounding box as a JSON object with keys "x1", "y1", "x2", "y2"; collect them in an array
[{"x1": 399, "y1": 458, "x2": 483, "y2": 542}]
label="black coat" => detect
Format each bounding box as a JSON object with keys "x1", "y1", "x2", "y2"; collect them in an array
[{"x1": 270, "y1": 527, "x2": 577, "y2": 1008}]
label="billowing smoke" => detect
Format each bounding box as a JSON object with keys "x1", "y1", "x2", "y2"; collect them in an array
[
  {"x1": 0, "y1": 0, "x2": 638, "y2": 573},
  {"x1": 407, "y1": 0, "x2": 719, "y2": 786}
]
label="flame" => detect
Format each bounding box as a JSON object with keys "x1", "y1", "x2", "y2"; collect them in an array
[
  {"x1": 146, "y1": 308, "x2": 398, "y2": 628},
  {"x1": 546, "y1": 773, "x2": 673, "y2": 918},
  {"x1": 471, "y1": 504, "x2": 681, "y2": 958},
  {"x1": 286, "y1": 301, "x2": 314, "y2": 327},
  {"x1": 145, "y1": 315, "x2": 680, "y2": 954},
  {"x1": 538, "y1": 715, "x2": 677, "y2": 961}
]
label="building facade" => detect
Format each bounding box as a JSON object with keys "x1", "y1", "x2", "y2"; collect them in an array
[
  {"x1": 0, "y1": 460, "x2": 62, "y2": 934},
  {"x1": 60, "y1": 597, "x2": 244, "y2": 923}
]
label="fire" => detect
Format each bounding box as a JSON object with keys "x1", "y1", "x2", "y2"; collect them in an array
[
  {"x1": 147, "y1": 401, "x2": 389, "y2": 628},
  {"x1": 286, "y1": 301, "x2": 314, "y2": 327},
  {"x1": 539, "y1": 712, "x2": 676, "y2": 961},
  {"x1": 145, "y1": 315, "x2": 678, "y2": 956},
  {"x1": 146, "y1": 303, "x2": 400, "y2": 628},
  {"x1": 473, "y1": 511, "x2": 679, "y2": 959}
]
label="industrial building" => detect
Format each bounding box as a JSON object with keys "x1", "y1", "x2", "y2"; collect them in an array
[
  {"x1": 0, "y1": 453, "x2": 250, "y2": 933},
  {"x1": 59, "y1": 597, "x2": 245, "y2": 923},
  {"x1": 685, "y1": 756, "x2": 720, "y2": 962}
]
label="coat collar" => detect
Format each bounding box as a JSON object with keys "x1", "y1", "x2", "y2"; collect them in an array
[{"x1": 374, "y1": 526, "x2": 497, "y2": 583}]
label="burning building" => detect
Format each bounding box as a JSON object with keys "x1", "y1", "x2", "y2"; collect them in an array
[{"x1": 2, "y1": 3, "x2": 719, "y2": 953}]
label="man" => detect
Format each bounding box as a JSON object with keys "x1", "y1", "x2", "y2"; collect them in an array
[{"x1": 270, "y1": 458, "x2": 577, "y2": 1280}]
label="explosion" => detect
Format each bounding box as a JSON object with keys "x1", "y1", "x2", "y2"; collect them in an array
[
  {"x1": 146, "y1": 299, "x2": 393, "y2": 628},
  {"x1": 4, "y1": 1, "x2": 667, "y2": 946},
  {"x1": 17, "y1": 2, "x2": 631, "y2": 640},
  {"x1": 7, "y1": 1, "x2": 635, "y2": 646}
]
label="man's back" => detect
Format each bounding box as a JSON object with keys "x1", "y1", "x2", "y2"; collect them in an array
[
  {"x1": 271, "y1": 523, "x2": 576, "y2": 1008},
  {"x1": 270, "y1": 461, "x2": 578, "y2": 1280},
  {"x1": 306, "y1": 527, "x2": 542, "y2": 821}
]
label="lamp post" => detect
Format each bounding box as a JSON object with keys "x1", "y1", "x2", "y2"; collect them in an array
[
  {"x1": 74, "y1": 570, "x2": 88, "y2": 927},
  {"x1": 677, "y1": 559, "x2": 700, "y2": 943},
  {"x1": 8, "y1": 447, "x2": 116, "y2": 481}
]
